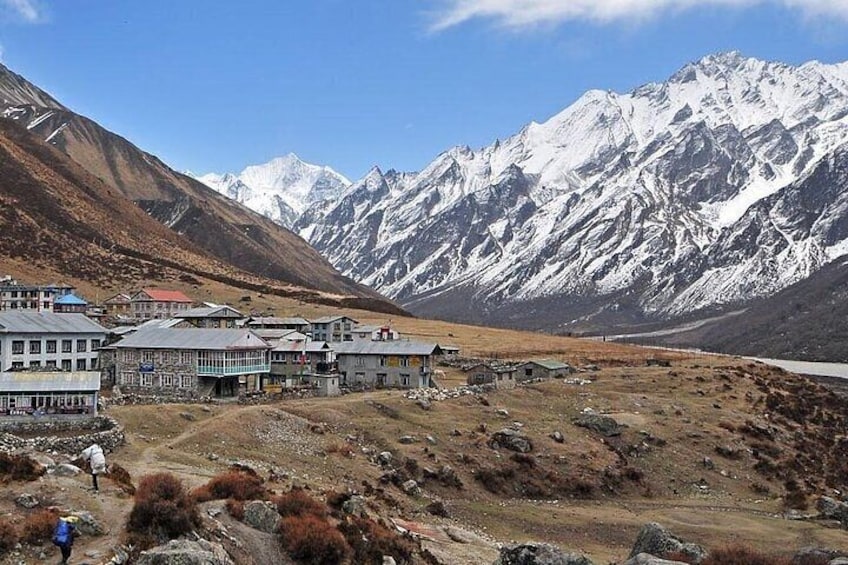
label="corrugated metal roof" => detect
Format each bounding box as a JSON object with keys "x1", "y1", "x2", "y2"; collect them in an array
[
  {"x1": 114, "y1": 328, "x2": 271, "y2": 350},
  {"x1": 55, "y1": 294, "x2": 88, "y2": 305},
  {"x1": 310, "y1": 315, "x2": 358, "y2": 324},
  {"x1": 272, "y1": 341, "x2": 331, "y2": 353},
  {"x1": 0, "y1": 371, "x2": 100, "y2": 392},
  {"x1": 524, "y1": 359, "x2": 570, "y2": 370},
  {"x1": 177, "y1": 306, "x2": 244, "y2": 319},
  {"x1": 136, "y1": 318, "x2": 185, "y2": 330},
  {"x1": 0, "y1": 312, "x2": 107, "y2": 334},
  {"x1": 135, "y1": 288, "x2": 192, "y2": 303},
  {"x1": 247, "y1": 316, "x2": 310, "y2": 326},
  {"x1": 333, "y1": 340, "x2": 440, "y2": 356}
]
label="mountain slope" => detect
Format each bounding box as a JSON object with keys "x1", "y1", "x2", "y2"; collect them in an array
[
  {"x1": 0, "y1": 63, "x2": 389, "y2": 306},
  {"x1": 293, "y1": 52, "x2": 848, "y2": 330},
  {"x1": 196, "y1": 154, "x2": 350, "y2": 227}
]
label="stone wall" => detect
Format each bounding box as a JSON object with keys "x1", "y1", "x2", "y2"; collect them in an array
[{"x1": 0, "y1": 415, "x2": 124, "y2": 455}]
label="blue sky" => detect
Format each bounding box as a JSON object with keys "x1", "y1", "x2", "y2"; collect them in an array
[{"x1": 1, "y1": 0, "x2": 848, "y2": 180}]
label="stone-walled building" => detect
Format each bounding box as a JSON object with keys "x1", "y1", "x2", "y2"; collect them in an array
[
  {"x1": 310, "y1": 316, "x2": 358, "y2": 343},
  {"x1": 334, "y1": 340, "x2": 440, "y2": 389},
  {"x1": 0, "y1": 370, "x2": 100, "y2": 417},
  {"x1": 176, "y1": 305, "x2": 244, "y2": 328},
  {"x1": 113, "y1": 328, "x2": 270, "y2": 398},
  {"x1": 515, "y1": 359, "x2": 573, "y2": 382},
  {"x1": 130, "y1": 289, "x2": 193, "y2": 320}
]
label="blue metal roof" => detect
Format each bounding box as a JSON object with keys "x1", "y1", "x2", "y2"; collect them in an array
[{"x1": 55, "y1": 294, "x2": 88, "y2": 305}]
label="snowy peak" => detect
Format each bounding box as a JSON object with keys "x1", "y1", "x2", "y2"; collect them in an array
[
  {"x1": 196, "y1": 153, "x2": 350, "y2": 227},
  {"x1": 294, "y1": 52, "x2": 848, "y2": 331}
]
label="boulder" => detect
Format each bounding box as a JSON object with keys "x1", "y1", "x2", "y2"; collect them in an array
[
  {"x1": 14, "y1": 493, "x2": 39, "y2": 509},
  {"x1": 572, "y1": 414, "x2": 622, "y2": 437},
  {"x1": 52, "y1": 463, "x2": 82, "y2": 476},
  {"x1": 136, "y1": 539, "x2": 234, "y2": 565},
  {"x1": 179, "y1": 412, "x2": 196, "y2": 422},
  {"x1": 243, "y1": 501, "x2": 280, "y2": 534},
  {"x1": 70, "y1": 510, "x2": 106, "y2": 536},
  {"x1": 398, "y1": 435, "x2": 417, "y2": 444},
  {"x1": 383, "y1": 557, "x2": 397, "y2": 565},
  {"x1": 817, "y1": 497, "x2": 848, "y2": 524},
  {"x1": 497, "y1": 409, "x2": 510, "y2": 417},
  {"x1": 550, "y1": 431, "x2": 564, "y2": 443},
  {"x1": 417, "y1": 399, "x2": 432, "y2": 411},
  {"x1": 342, "y1": 495, "x2": 368, "y2": 518},
  {"x1": 377, "y1": 451, "x2": 393, "y2": 467},
  {"x1": 629, "y1": 523, "x2": 707, "y2": 564},
  {"x1": 489, "y1": 429, "x2": 533, "y2": 453},
  {"x1": 624, "y1": 554, "x2": 690, "y2": 565},
  {"x1": 791, "y1": 546, "x2": 848, "y2": 564},
  {"x1": 494, "y1": 543, "x2": 594, "y2": 564},
  {"x1": 401, "y1": 479, "x2": 420, "y2": 496}
]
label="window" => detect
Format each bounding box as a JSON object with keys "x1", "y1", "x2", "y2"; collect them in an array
[
  {"x1": 91, "y1": 339, "x2": 101, "y2": 350},
  {"x1": 524, "y1": 368, "x2": 533, "y2": 377},
  {"x1": 119, "y1": 371, "x2": 134, "y2": 385},
  {"x1": 61, "y1": 360, "x2": 71, "y2": 371},
  {"x1": 355, "y1": 356, "x2": 364, "y2": 367},
  {"x1": 11, "y1": 340, "x2": 23, "y2": 354},
  {"x1": 378, "y1": 356, "x2": 387, "y2": 367},
  {"x1": 160, "y1": 373, "x2": 173, "y2": 387},
  {"x1": 77, "y1": 339, "x2": 87, "y2": 352},
  {"x1": 62, "y1": 340, "x2": 72, "y2": 353},
  {"x1": 179, "y1": 375, "x2": 193, "y2": 388},
  {"x1": 76, "y1": 359, "x2": 87, "y2": 371},
  {"x1": 11, "y1": 361, "x2": 23, "y2": 369},
  {"x1": 180, "y1": 351, "x2": 194, "y2": 364},
  {"x1": 142, "y1": 350, "x2": 155, "y2": 363},
  {"x1": 46, "y1": 360, "x2": 56, "y2": 368},
  {"x1": 29, "y1": 361, "x2": 40, "y2": 368},
  {"x1": 141, "y1": 373, "x2": 153, "y2": 387},
  {"x1": 46, "y1": 340, "x2": 56, "y2": 354},
  {"x1": 401, "y1": 374, "x2": 410, "y2": 387},
  {"x1": 29, "y1": 340, "x2": 41, "y2": 354},
  {"x1": 400, "y1": 357, "x2": 410, "y2": 367}
]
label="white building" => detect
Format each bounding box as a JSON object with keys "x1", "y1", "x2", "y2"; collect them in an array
[{"x1": 0, "y1": 312, "x2": 107, "y2": 372}]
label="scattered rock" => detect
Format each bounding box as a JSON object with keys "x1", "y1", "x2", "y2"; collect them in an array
[
  {"x1": 383, "y1": 557, "x2": 397, "y2": 565},
  {"x1": 426, "y1": 435, "x2": 438, "y2": 445},
  {"x1": 450, "y1": 429, "x2": 462, "y2": 437},
  {"x1": 497, "y1": 409, "x2": 510, "y2": 417},
  {"x1": 489, "y1": 429, "x2": 533, "y2": 453},
  {"x1": 310, "y1": 423, "x2": 327, "y2": 435},
  {"x1": 14, "y1": 493, "x2": 39, "y2": 509},
  {"x1": 477, "y1": 423, "x2": 488, "y2": 433},
  {"x1": 494, "y1": 543, "x2": 594, "y2": 564},
  {"x1": 378, "y1": 451, "x2": 394, "y2": 467},
  {"x1": 136, "y1": 539, "x2": 234, "y2": 565},
  {"x1": 179, "y1": 412, "x2": 196, "y2": 422},
  {"x1": 791, "y1": 547, "x2": 848, "y2": 565},
  {"x1": 572, "y1": 414, "x2": 622, "y2": 437},
  {"x1": 624, "y1": 554, "x2": 690, "y2": 565},
  {"x1": 417, "y1": 399, "x2": 432, "y2": 411},
  {"x1": 550, "y1": 431, "x2": 564, "y2": 443},
  {"x1": 714, "y1": 445, "x2": 743, "y2": 460},
  {"x1": 207, "y1": 453, "x2": 220, "y2": 462},
  {"x1": 401, "y1": 479, "x2": 420, "y2": 496},
  {"x1": 398, "y1": 435, "x2": 417, "y2": 444},
  {"x1": 243, "y1": 501, "x2": 280, "y2": 534},
  {"x1": 702, "y1": 457, "x2": 715, "y2": 470},
  {"x1": 628, "y1": 523, "x2": 706, "y2": 564},
  {"x1": 202, "y1": 406, "x2": 213, "y2": 413}
]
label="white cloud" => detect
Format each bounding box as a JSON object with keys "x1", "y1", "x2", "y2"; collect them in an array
[
  {"x1": 2, "y1": 0, "x2": 43, "y2": 23},
  {"x1": 429, "y1": 0, "x2": 848, "y2": 30}
]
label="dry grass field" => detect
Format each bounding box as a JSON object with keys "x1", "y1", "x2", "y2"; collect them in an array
[{"x1": 2, "y1": 307, "x2": 847, "y2": 564}]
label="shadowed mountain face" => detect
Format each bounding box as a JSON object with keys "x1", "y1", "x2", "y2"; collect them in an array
[
  {"x1": 0, "y1": 65, "x2": 402, "y2": 314},
  {"x1": 0, "y1": 63, "x2": 402, "y2": 314}
]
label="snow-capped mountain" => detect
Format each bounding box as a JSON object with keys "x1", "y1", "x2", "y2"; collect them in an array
[
  {"x1": 293, "y1": 52, "x2": 848, "y2": 330},
  {"x1": 196, "y1": 154, "x2": 349, "y2": 227}
]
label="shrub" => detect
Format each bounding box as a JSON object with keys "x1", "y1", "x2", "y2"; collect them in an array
[
  {"x1": 325, "y1": 441, "x2": 354, "y2": 458},
  {"x1": 325, "y1": 491, "x2": 351, "y2": 511},
  {"x1": 337, "y1": 516, "x2": 415, "y2": 564},
  {"x1": 0, "y1": 517, "x2": 19, "y2": 554},
  {"x1": 274, "y1": 489, "x2": 329, "y2": 519},
  {"x1": 509, "y1": 453, "x2": 536, "y2": 467},
  {"x1": 21, "y1": 508, "x2": 60, "y2": 544},
  {"x1": 474, "y1": 467, "x2": 515, "y2": 494},
  {"x1": 126, "y1": 472, "x2": 200, "y2": 545},
  {"x1": 0, "y1": 453, "x2": 45, "y2": 482},
  {"x1": 192, "y1": 470, "x2": 267, "y2": 502},
  {"x1": 108, "y1": 462, "x2": 136, "y2": 495},
  {"x1": 226, "y1": 498, "x2": 245, "y2": 521},
  {"x1": 278, "y1": 514, "x2": 351, "y2": 565},
  {"x1": 701, "y1": 545, "x2": 790, "y2": 565}
]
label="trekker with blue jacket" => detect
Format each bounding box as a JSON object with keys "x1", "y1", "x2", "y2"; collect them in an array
[{"x1": 52, "y1": 515, "x2": 78, "y2": 564}]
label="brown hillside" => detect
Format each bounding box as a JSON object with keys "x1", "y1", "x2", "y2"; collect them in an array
[{"x1": 0, "y1": 118, "x2": 403, "y2": 314}]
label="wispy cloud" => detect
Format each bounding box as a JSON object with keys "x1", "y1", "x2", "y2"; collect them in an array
[
  {"x1": 429, "y1": 0, "x2": 848, "y2": 30},
  {"x1": 1, "y1": 0, "x2": 44, "y2": 23}
]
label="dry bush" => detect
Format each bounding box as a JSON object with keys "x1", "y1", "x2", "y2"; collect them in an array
[
  {"x1": 0, "y1": 517, "x2": 19, "y2": 553},
  {"x1": 325, "y1": 491, "x2": 351, "y2": 511},
  {"x1": 278, "y1": 514, "x2": 351, "y2": 565},
  {"x1": 226, "y1": 498, "x2": 245, "y2": 521},
  {"x1": 474, "y1": 467, "x2": 515, "y2": 494},
  {"x1": 509, "y1": 453, "x2": 536, "y2": 467},
  {"x1": 337, "y1": 516, "x2": 415, "y2": 564},
  {"x1": 274, "y1": 489, "x2": 329, "y2": 519},
  {"x1": 192, "y1": 470, "x2": 267, "y2": 502},
  {"x1": 0, "y1": 453, "x2": 45, "y2": 482},
  {"x1": 20, "y1": 508, "x2": 60, "y2": 544},
  {"x1": 701, "y1": 546, "x2": 790, "y2": 565},
  {"x1": 325, "y1": 441, "x2": 354, "y2": 458},
  {"x1": 718, "y1": 421, "x2": 737, "y2": 432},
  {"x1": 126, "y1": 472, "x2": 200, "y2": 545},
  {"x1": 107, "y1": 462, "x2": 136, "y2": 495},
  {"x1": 783, "y1": 489, "x2": 809, "y2": 510}
]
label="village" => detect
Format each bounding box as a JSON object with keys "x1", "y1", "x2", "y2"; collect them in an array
[{"x1": 0, "y1": 276, "x2": 575, "y2": 418}]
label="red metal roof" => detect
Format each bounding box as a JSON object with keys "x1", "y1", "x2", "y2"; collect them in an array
[{"x1": 138, "y1": 288, "x2": 193, "y2": 303}]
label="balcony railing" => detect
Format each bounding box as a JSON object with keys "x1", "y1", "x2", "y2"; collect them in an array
[{"x1": 197, "y1": 363, "x2": 270, "y2": 376}]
